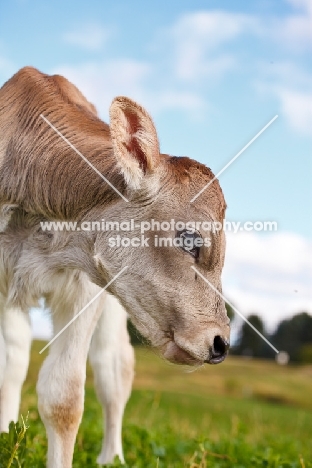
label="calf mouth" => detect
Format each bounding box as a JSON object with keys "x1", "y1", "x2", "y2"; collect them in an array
[
  {"x1": 162, "y1": 340, "x2": 203, "y2": 365},
  {"x1": 207, "y1": 353, "x2": 227, "y2": 365},
  {"x1": 162, "y1": 339, "x2": 229, "y2": 366}
]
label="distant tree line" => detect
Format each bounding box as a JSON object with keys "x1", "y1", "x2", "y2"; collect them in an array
[
  {"x1": 128, "y1": 304, "x2": 312, "y2": 364},
  {"x1": 229, "y1": 308, "x2": 312, "y2": 363}
]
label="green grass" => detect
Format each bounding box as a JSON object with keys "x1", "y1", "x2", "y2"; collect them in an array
[{"x1": 1, "y1": 341, "x2": 312, "y2": 467}]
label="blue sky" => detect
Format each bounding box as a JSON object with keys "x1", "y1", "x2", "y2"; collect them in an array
[{"x1": 0, "y1": 0, "x2": 311, "y2": 335}]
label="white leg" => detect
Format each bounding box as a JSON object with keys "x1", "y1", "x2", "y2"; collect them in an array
[
  {"x1": 89, "y1": 294, "x2": 134, "y2": 465},
  {"x1": 0, "y1": 307, "x2": 32, "y2": 431},
  {"x1": 37, "y1": 281, "x2": 103, "y2": 468},
  {"x1": 0, "y1": 323, "x2": 6, "y2": 390}
]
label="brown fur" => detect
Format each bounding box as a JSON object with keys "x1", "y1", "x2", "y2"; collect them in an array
[
  {"x1": 0, "y1": 67, "x2": 125, "y2": 219},
  {"x1": 0, "y1": 67, "x2": 225, "y2": 221}
]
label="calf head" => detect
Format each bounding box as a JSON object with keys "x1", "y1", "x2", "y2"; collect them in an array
[{"x1": 92, "y1": 97, "x2": 230, "y2": 366}]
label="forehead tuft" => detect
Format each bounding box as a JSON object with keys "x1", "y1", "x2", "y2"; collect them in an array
[
  {"x1": 167, "y1": 156, "x2": 214, "y2": 178},
  {"x1": 166, "y1": 156, "x2": 226, "y2": 218}
]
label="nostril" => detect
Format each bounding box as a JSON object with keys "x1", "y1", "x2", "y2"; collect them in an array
[
  {"x1": 205, "y1": 336, "x2": 230, "y2": 364},
  {"x1": 212, "y1": 335, "x2": 229, "y2": 357}
]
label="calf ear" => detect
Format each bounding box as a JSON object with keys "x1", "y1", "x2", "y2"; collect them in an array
[{"x1": 109, "y1": 96, "x2": 160, "y2": 190}]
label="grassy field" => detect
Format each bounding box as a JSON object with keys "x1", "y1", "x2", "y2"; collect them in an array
[{"x1": 1, "y1": 341, "x2": 312, "y2": 467}]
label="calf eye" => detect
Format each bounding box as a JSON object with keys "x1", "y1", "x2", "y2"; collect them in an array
[{"x1": 176, "y1": 229, "x2": 202, "y2": 259}]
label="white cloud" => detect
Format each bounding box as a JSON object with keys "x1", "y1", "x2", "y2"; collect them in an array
[
  {"x1": 223, "y1": 231, "x2": 312, "y2": 332},
  {"x1": 55, "y1": 7, "x2": 312, "y2": 126},
  {"x1": 267, "y1": 0, "x2": 312, "y2": 52},
  {"x1": 272, "y1": 16, "x2": 312, "y2": 52},
  {"x1": 166, "y1": 7, "x2": 311, "y2": 87},
  {"x1": 287, "y1": 0, "x2": 312, "y2": 14},
  {"x1": 53, "y1": 60, "x2": 203, "y2": 118},
  {"x1": 168, "y1": 5, "x2": 311, "y2": 85},
  {"x1": 53, "y1": 60, "x2": 151, "y2": 118},
  {"x1": 277, "y1": 87, "x2": 312, "y2": 135},
  {"x1": 255, "y1": 62, "x2": 312, "y2": 136},
  {"x1": 169, "y1": 11, "x2": 256, "y2": 81},
  {"x1": 63, "y1": 23, "x2": 112, "y2": 51}
]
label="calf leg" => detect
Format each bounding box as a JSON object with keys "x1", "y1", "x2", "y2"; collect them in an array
[
  {"x1": 37, "y1": 282, "x2": 103, "y2": 468},
  {"x1": 0, "y1": 326, "x2": 5, "y2": 388},
  {"x1": 0, "y1": 307, "x2": 32, "y2": 431},
  {"x1": 89, "y1": 294, "x2": 134, "y2": 465}
]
